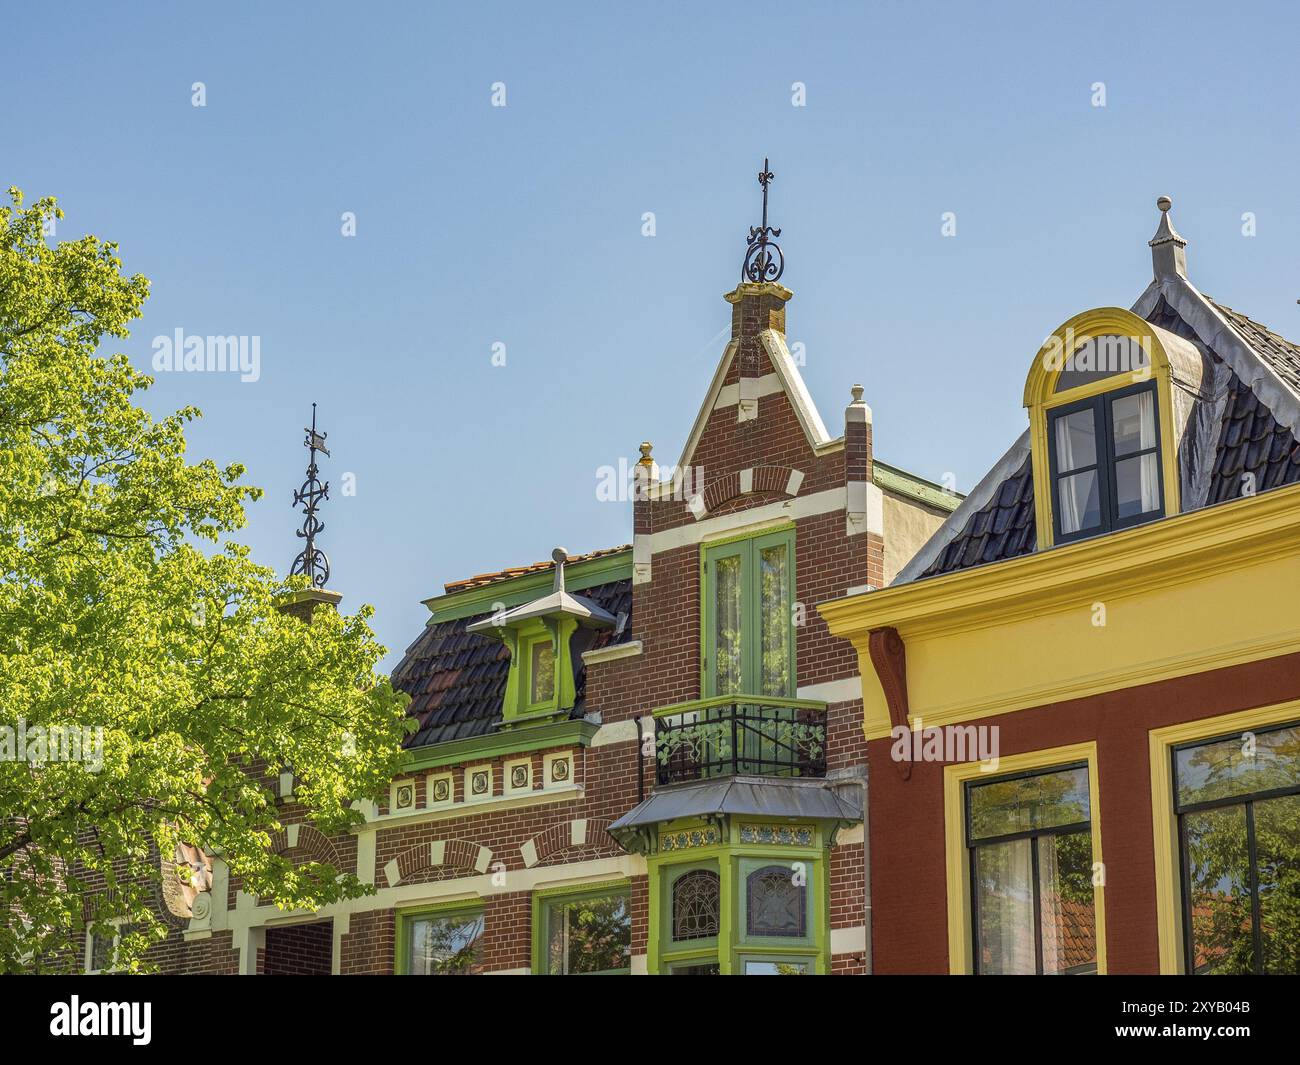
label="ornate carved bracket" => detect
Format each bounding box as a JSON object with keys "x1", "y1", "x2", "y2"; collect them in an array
[{"x1": 867, "y1": 626, "x2": 911, "y2": 781}]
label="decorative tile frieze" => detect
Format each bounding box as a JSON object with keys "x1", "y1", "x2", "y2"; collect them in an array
[
  {"x1": 738, "y1": 823, "x2": 813, "y2": 847},
  {"x1": 659, "y1": 826, "x2": 720, "y2": 852}
]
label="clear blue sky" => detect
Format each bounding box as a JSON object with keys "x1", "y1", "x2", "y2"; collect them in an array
[{"x1": 7, "y1": 1, "x2": 1298, "y2": 667}]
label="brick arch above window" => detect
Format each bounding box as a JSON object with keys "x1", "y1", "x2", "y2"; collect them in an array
[
  {"x1": 519, "y1": 818, "x2": 613, "y2": 868},
  {"x1": 385, "y1": 838, "x2": 492, "y2": 888},
  {"x1": 694, "y1": 466, "x2": 804, "y2": 519},
  {"x1": 268, "y1": 823, "x2": 342, "y2": 869}
]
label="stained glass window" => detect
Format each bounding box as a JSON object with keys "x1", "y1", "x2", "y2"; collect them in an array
[
  {"x1": 671, "y1": 868, "x2": 720, "y2": 941},
  {"x1": 746, "y1": 865, "x2": 806, "y2": 938}
]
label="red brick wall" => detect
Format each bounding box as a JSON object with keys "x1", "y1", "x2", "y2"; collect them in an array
[
  {"x1": 867, "y1": 649, "x2": 1300, "y2": 974},
  {"x1": 260, "y1": 921, "x2": 333, "y2": 975}
]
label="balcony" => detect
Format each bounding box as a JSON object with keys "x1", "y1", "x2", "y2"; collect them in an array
[{"x1": 650, "y1": 696, "x2": 827, "y2": 786}]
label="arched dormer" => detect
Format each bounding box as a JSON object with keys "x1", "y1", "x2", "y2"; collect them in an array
[{"x1": 1024, "y1": 306, "x2": 1204, "y2": 549}]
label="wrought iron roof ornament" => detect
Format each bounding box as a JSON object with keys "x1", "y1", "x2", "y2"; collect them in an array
[
  {"x1": 741, "y1": 158, "x2": 784, "y2": 283},
  {"x1": 289, "y1": 403, "x2": 331, "y2": 588}
]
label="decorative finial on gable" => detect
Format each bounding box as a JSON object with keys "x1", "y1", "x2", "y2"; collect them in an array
[
  {"x1": 851, "y1": 384, "x2": 865, "y2": 404},
  {"x1": 742, "y1": 157, "x2": 785, "y2": 283},
  {"x1": 637, "y1": 441, "x2": 654, "y2": 467},
  {"x1": 1149, "y1": 195, "x2": 1188, "y2": 280},
  {"x1": 551, "y1": 547, "x2": 569, "y2": 593}
]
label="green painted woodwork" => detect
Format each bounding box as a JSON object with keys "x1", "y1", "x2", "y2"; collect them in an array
[
  {"x1": 423, "y1": 550, "x2": 633, "y2": 624},
  {"x1": 646, "y1": 816, "x2": 830, "y2": 975},
  {"x1": 650, "y1": 693, "x2": 826, "y2": 718},
  {"x1": 400, "y1": 717, "x2": 598, "y2": 772},
  {"x1": 530, "y1": 878, "x2": 633, "y2": 975},
  {"x1": 872, "y1": 460, "x2": 962, "y2": 511},
  {"x1": 395, "y1": 899, "x2": 485, "y2": 975},
  {"x1": 700, "y1": 526, "x2": 796, "y2": 700}
]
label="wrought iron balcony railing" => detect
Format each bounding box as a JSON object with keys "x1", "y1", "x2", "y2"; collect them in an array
[{"x1": 649, "y1": 695, "x2": 827, "y2": 786}]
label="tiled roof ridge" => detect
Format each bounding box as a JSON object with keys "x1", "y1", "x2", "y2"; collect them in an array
[{"x1": 442, "y1": 544, "x2": 632, "y2": 593}]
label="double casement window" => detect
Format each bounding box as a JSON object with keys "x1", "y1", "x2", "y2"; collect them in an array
[
  {"x1": 401, "y1": 905, "x2": 485, "y2": 975},
  {"x1": 965, "y1": 764, "x2": 1098, "y2": 975},
  {"x1": 702, "y1": 528, "x2": 794, "y2": 698},
  {"x1": 1173, "y1": 723, "x2": 1300, "y2": 975},
  {"x1": 1047, "y1": 381, "x2": 1162, "y2": 542},
  {"x1": 535, "y1": 884, "x2": 632, "y2": 975}
]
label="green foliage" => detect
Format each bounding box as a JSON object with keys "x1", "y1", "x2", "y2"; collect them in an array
[{"x1": 0, "y1": 189, "x2": 410, "y2": 972}]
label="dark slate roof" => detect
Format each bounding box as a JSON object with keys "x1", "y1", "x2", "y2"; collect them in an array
[
  {"x1": 920, "y1": 453, "x2": 1035, "y2": 577},
  {"x1": 393, "y1": 578, "x2": 633, "y2": 748},
  {"x1": 918, "y1": 298, "x2": 1300, "y2": 581}
]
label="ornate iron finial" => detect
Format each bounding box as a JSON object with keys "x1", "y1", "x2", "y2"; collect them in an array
[
  {"x1": 289, "y1": 403, "x2": 331, "y2": 588},
  {"x1": 742, "y1": 157, "x2": 784, "y2": 283}
]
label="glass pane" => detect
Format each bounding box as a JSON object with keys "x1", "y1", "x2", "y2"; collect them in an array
[
  {"x1": 409, "y1": 913, "x2": 485, "y2": 975},
  {"x1": 1055, "y1": 335, "x2": 1148, "y2": 391},
  {"x1": 1056, "y1": 470, "x2": 1101, "y2": 535},
  {"x1": 1183, "y1": 805, "x2": 1253, "y2": 974},
  {"x1": 746, "y1": 865, "x2": 807, "y2": 938},
  {"x1": 713, "y1": 554, "x2": 743, "y2": 695},
  {"x1": 90, "y1": 933, "x2": 114, "y2": 972},
  {"x1": 1037, "y1": 831, "x2": 1097, "y2": 974},
  {"x1": 1253, "y1": 793, "x2": 1300, "y2": 975},
  {"x1": 973, "y1": 838, "x2": 1035, "y2": 974},
  {"x1": 671, "y1": 869, "x2": 720, "y2": 941},
  {"x1": 744, "y1": 959, "x2": 809, "y2": 974},
  {"x1": 529, "y1": 640, "x2": 554, "y2": 704},
  {"x1": 1053, "y1": 408, "x2": 1097, "y2": 472},
  {"x1": 1114, "y1": 454, "x2": 1160, "y2": 519},
  {"x1": 1111, "y1": 390, "x2": 1156, "y2": 457},
  {"x1": 1175, "y1": 726, "x2": 1300, "y2": 808},
  {"x1": 671, "y1": 962, "x2": 720, "y2": 975},
  {"x1": 759, "y1": 543, "x2": 790, "y2": 697},
  {"x1": 968, "y1": 766, "x2": 1091, "y2": 841},
  {"x1": 546, "y1": 891, "x2": 631, "y2": 974}
]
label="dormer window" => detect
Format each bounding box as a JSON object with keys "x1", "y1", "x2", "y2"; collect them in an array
[
  {"x1": 526, "y1": 634, "x2": 556, "y2": 707},
  {"x1": 1025, "y1": 307, "x2": 1198, "y2": 551},
  {"x1": 1048, "y1": 381, "x2": 1163, "y2": 542}
]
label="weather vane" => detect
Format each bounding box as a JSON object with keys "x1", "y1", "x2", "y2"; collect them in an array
[
  {"x1": 289, "y1": 402, "x2": 331, "y2": 588},
  {"x1": 742, "y1": 157, "x2": 784, "y2": 283}
]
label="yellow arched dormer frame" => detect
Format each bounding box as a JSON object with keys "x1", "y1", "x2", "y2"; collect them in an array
[{"x1": 1024, "y1": 307, "x2": 1183, "y2": 550}]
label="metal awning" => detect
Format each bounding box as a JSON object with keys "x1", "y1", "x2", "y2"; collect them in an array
[{"x1": 607, "y1": 775, "x2": 861, "y2": 853}]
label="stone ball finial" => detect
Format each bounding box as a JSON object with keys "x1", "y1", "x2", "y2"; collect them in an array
[
  {"x1": 851, "y1": 384, "x2": 865, "y2": 404},
  {"x1": 1157, "y1": 196, "x2": 1172, "y2": 213},
  {"x1": 551, "y1": 547, "x2": 569, "y2": 564}
]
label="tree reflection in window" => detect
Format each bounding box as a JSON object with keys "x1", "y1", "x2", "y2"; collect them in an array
[
  {"x1": 1175, "y1": 724, "x2": 1300, "y2": 975},
  {"x1": 408, "y1": 911, "x2": 485, "y2": 975},
  {"x1": 672, "y1": 869, "x2": 720, "y2": 941},
  {"x1": 747, "y1": 865, "x2": 806, "y2": 937}
]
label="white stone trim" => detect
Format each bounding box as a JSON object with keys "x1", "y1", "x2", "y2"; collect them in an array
[
  {"x1": 473, "y1": 846, "x2": 492, "y2": 875},
  {"x1": 286, "y1": 823, "x2": 301, "y2": 850},
  {"x1": 430, "y1": 840, "x2": 446, "y2": 867},
  {"x1": 644, "y1": 486, "x2": 847, "y2": 556},
  {"x1": 581, "y1": 640, "x2": 643, "y2": 666},
  {"x1": 717, "y1": 372, "x2": 783, "y2": 409},
  {"x1": 835, "y1": 824, "x2": 865, "y2": 846},
  {"x1": 759, "y1": 330, "x2": 834, "y2": 448},
  {"x1": 845, "y1": 480, "x2": 883, "y2": 538},
  {"x1": 739, "y1": 468, "x2": 754, "y2": 494},
  {"x1": 570, "y1": 819, "x2": 588, "y2": 847},
  {"x1": 591, "y1": 719, "x2": 639, "y2": 747},
  {"x1": 361, "y1": 782, "x2": 584, "y2": 829},
  {"x1": 383, "y1": 859, "x2": 400, "y2": 889},
  {"x1": 687, "y1": 494, "x2": 708, "y2": 520},
  {"x1": 797, "y1": 675, "x2": 862, "y2": 704},
  {"x1": 425, "y1": 770, "x2": 454, "y2": 809},
  {"x1": 631, "y1": 954, "x2": 649, "y2": 975},
  {"x1": 503, "y1": 756, "x2": 532, "y2": 796},
  {"x1": 785, "y1": 469, "x2": 805, "y2": 496},
  {"x1": 830, "y1": 925, "x2": 867, "y2": 954},
  {"x1": 520, "y1": 839, "x2": 539, "y2": 869}
]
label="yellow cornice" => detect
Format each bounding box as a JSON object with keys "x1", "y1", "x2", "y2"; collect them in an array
[{"x1": 821, "y1": 482, "x2": 1300, "y2": 643}]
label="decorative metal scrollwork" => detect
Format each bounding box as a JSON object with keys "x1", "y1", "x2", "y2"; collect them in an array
[
  {"x1": 289, "y1": 403, "x2": 332, "y2": 588},
  {"x1": 741, "y1": 158, "x2": 785, "y2": 283}
]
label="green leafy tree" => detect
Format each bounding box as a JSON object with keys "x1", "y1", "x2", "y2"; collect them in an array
[{"x1": 0, "y1": 189, "x2": 409, "y2": 973}]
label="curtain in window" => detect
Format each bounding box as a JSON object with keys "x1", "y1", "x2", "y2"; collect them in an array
[
  {"x1": 1134, "y1": 390, "x2": 1159, "y2": 513},
  {"x1": 974, "y1": 839, "x2": 1035, "y2": 974},
  {"x1": 1053, "y1": 409, "x2": 1098, "y2": 535}
]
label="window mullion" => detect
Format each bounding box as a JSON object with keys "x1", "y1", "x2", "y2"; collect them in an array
[
  {"x1": 1245, "y1": 801, "x2": 1263, "y2": 975},
  {"x1": 1098, "y1": 395, "x2": 1117, "y2": 533},
  {"x1": 1030, "y1": 834, "x2": 1044, "y2": 976}
]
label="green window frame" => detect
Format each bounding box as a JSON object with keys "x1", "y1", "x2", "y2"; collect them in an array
[
  {"x1": 396, "y1": 901, "x2": 486, "y2": 975},
  {"x1": 701, "y1": 526, "x2": 795, "y2": 699},
  {"x1": 737, "y1": 953, "x2": 814, "y2": 975},
  {"x1": 531, "y1": 880, "x2": 633, "y2": 975},
  {"x1": 521, "y1": 630, "x2": 557, "y2": 712},
  {"x1": 657, "y1": 859, "x2": 722, "y2": 971}
]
